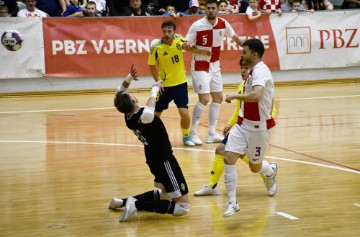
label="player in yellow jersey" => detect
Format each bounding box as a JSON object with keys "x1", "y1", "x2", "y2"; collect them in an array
[
  {"x1": 194, "y1": 58, "x2": 277, "y2": 196},
  {"x1": 148, "y1": 20, "x2": 211, "y2": 147}
]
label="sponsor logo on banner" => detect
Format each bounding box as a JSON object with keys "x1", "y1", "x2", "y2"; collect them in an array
[
  {"x1": 286, "y1": 27, "x2": 311, "y2": 54},
  {"x1": 42, "y1": 16, "x2": 279, "y2": 78}
]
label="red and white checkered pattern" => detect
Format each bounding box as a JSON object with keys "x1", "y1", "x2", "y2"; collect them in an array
[
  {"x1": 186, "y1": 17, "x2": 236, "y2": 72},
  {"x1": 259, "y1": 0, "x2": 281, "y2": 12}
]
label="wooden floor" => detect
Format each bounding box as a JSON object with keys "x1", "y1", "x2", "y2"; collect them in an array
[{"x1": 0, "y1": 82, "x2": 360, "y2": 237}]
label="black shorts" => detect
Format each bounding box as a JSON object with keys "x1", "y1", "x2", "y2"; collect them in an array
[
  {"x1": 147, "y1": 155, "x2": 189, "y2": 199},
  {"x1": 155, "y1": 82, "x2": 189, "y2": 112}
]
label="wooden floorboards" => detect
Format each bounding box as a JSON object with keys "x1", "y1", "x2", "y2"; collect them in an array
[{"x1": 0, "y1": 82, "x2": 359, "y2": 236}]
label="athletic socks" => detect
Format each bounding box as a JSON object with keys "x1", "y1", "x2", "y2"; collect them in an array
[
  {"x1": 191, "y1": 102, "x2": 206, "y2": 134},
  {"x1": 122, "y1": 190, "x2": 161, "y2": 207},
  {"x1": 224, "y1": 164, "x2": 238, "y2": 204},
  {"x1": 208, "y1": 154, "x2": 225, "y2": 188},
  {"x1": 135, "y1": 200, "x2": 176, "y2": 214},
  {"x1": 208, "y1": 102, "x2": 221, "y2": 134},
  {"x1": 260, "y1": 160, "x2": 273, "y2": 177}
]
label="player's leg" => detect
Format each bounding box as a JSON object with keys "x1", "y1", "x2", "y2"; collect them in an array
[
  {"x1": 178, "y1": 108, "x2": 195, "y2": 146},
  {"x1": 241, "y1": 156, "x2": 266, "y2": 182},
  {"x1": 206, "y1": 71, "x2": 224, "y2": 143},
  {"x1": 247, "y1": 129, "x2": 277, "y2": 196},
  {"x1": 109, "y1": 189, "x2": 169, "y2": 210},
  {"x1": 190, "y1": 71, "x2": 211, "y2": 145},
  {"x1": 223, "y1": 125, "x2": 247, "y2": 217},
  {"x1": 119, "y1": 156, "x2": 189, "y2": 222},
  {"x1": 173, "y1": 83, "x2": 195, "y2": 147},
  {"x1": 194, "y1": 135, "x2": 228, "y2": 196}
]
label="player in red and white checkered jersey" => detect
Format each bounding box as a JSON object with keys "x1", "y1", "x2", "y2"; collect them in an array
[
  {"x1": 259, "y1": 0, "x2": 283, "y2": 15},
  {"x1": 184, "y1": 0, "x2": 244, "y2": 146}
]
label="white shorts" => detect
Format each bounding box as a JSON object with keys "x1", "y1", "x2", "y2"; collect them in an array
[
  {"x1": 225, "y1": 124, "x2": 272, "y2": 164},
  {"x1": 191, "y1": 70, "x2": 223, "y2": 94}
]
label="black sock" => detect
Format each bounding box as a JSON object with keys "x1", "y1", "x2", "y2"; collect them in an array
[
  {"x1": 135, "y1": 200, "x2": 176, "y2": 214},
  {"x1": 122, "y1": 190, "x2": 160, "y2": 207}
]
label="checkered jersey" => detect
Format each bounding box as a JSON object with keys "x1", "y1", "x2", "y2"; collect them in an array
[
  {"x1": 259, "y1": 0, "x2": 281, "y2": 12},
  {"x1": 186, "y1": 17, "x2": 235, "y2": 72},
  {"x1": 238, "y1": 61, "x2": 275, "y2": 131}
]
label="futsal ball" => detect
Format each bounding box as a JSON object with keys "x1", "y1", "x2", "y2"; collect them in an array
[{"x1": 1, "y1": 30, "x2": 24, "y2": 51}]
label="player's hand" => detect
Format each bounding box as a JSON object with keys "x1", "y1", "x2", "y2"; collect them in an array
[
  {"x1": 183, "y1": 41, "x2": 192, "y2": 51},
  {"x1": 202, "y1": 50, "x2": 211, "y2": 56},
  {"x1": 153, "y1": 80, "x2": 164, "y2": 94},
  {"x1": 130, "y1": 64, "x2": 139, "y2": 80},
  {"x1": 222, "y1": 125, "x2": 232, "y2": 136},
  {"x1": 225, "y1": 94, "x2": 235, "y2": 103}
]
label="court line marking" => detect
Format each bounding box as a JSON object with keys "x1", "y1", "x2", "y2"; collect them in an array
[
  {"x1": 275, "y1": 212, "x2": 299, "y2": 220},
  {"x1": 0, "y1": 139, "x2": 359, "y2": 175},
  {"x1": 0, "y1": 94, "x2": 359, "y2": 114}
]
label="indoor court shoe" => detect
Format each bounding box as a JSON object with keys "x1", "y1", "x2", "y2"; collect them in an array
[
  {"x1": 265, "y1": 163, "x2": 278, "y2": 197},
  {"x1": 223, "y1": 201, "x2": 240, "y2": 217},
  {"x1": 206, "y1": 133, "x2": 224, "y2": 143},
  {"x1": 194, "y1": 185, "x2": 220, "y2": 196},
  {"x1": 183, "y1": 135, "x2": 195, "y2": 147},
  {"x1": 190, "y1": 133, "x2": 203, "y2": 145},
  {"x1": 108, "y1": 198, "x2": 124, "y2": 210},
  {"x1": 119, "y1": 196, "x2": 137, "y2": 222}
]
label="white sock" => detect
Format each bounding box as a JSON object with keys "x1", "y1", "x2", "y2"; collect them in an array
[
  {"x1": 208, "y1": 103, "x2": 221, "y2": 135},
  {"x1": 260, "y1": 160, "x2": 273, "y2": 176},
  {"x1": 191, "y1": 102, "x2": 206, "y2": 134},
  {"x1": 224, "y1": 164, "x2": 238, "y2": 204}
]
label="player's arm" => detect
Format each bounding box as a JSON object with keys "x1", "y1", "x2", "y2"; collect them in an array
[
  {"x1": 148, "y1": 45, "x2": 159, "y2": 82},
  {"x1": 183, "y1": 42, "x2": 211, "y2": 56},
  {"x1": 141, "y1": 81, "x2": 164, "y2": 124},
  {"x1": 225, "y1": 85, "x2": 264, "y2": 103},
  {"x1": 231, "y1": 34, "x2": 245, "y2": 47},
  {"x1": 117, "y1": 64, "x2": 139, "y2": 92},
  {"x1": 149, "y1": 65, "x2": 159, "y2": 82}
]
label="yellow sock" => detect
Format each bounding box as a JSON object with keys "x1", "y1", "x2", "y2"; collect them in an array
[
  {"x1": 181, "y1": 128, "x2": 190, "y2": 137},
  {"x1": 242, "y1": 156, "x2": 266, "y2": 181},
  {"x1": 208, "y1": 154, "x2": 225, "y2": 188}
]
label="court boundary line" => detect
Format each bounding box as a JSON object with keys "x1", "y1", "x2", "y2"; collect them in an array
[
  {"x1": 1, "y1": 94, "x2": 359, "y2": 114},
  {"x1": 0, "y1": 139, "x2": 359, "y2": 175}
]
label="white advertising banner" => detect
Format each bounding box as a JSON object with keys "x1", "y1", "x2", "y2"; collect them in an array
[
  {"x1": 0, "y1": 18, "x2": 45, "y2": 79},
  {"x1": 270, "y1": 11, "x2": 360, "y2": 70}
]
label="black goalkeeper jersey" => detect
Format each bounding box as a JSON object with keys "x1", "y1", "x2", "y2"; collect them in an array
[{"x1": 125, "y1": 108, "x2": 173, "y2": 162}]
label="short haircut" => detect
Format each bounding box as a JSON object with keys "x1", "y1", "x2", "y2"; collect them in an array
[
  {"x1": 0, "y1": 5, "x2": 9, "y2": 12},
  {"x1": 206, "y1": 0, "x2": 219, "y2": 6},
  {"x1": 218, "y1": 0, "x2": 229, "y2": 6},
  {"x1": 243, "y1": 39, "x2": 265, "y2": 58},
  {"x1": 161, "y1": 20, "x2": 176, "y2": 31},
  {"x1": 114, "y1": 91, "x2": 135, "y2": 114},
  {"x1": 87, "y1": 1, "x2": 97, "y2": 7}
]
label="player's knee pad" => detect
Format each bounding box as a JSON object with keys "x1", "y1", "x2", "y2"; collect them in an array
[{"x1": 172, "y1": 202, "x2": 189, "y2": 216}]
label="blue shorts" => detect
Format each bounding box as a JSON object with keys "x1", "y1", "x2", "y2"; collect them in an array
[
  {"x1": 222, "y1": 133, "x2": 229, "y2": 145},
  {"x1": 155, "y1": 82, "x2": 189, "y2": 112}
]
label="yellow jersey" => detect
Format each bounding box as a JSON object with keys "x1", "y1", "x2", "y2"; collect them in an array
[{"x1": 148, "y1": 35, "x2": 188, "y2": 87}]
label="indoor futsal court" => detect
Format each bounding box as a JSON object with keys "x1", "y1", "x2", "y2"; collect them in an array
[{"x1": 0, "y1": 81, "x2": 359, "y2": 236}]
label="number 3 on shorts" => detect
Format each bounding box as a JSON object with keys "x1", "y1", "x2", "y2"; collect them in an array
[{"x1": 255, "y1": 147, "x2": 261, "y2": 156}]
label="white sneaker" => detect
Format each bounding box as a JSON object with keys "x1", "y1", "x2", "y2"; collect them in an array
[
  {"x1": 194, "y1": 185, "x2": 220, "y2": 196},
  {"x1": 223, "y1": 201, "x2": 240, "y2": 217},
  {"x1": 190, "y1": 133, "x2": 203, "y2": 145},
  {"x1": 265, "y1": 163, "x2": 278, "y2": 197},
  {"x1": 206, "y1": 133, "x2": 224, "y2": 143},
  {"x1": 109, "y1": 197, "x2": 124, "y2": 210},
  {"x1": 119, "y1": 196, "x2": 137, "y2": 222},
  {"x1": 183, "y1": 135, "x2": 195, "y2": 147}
]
